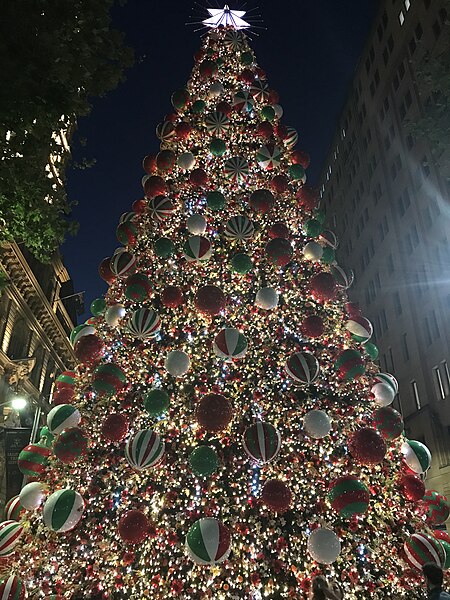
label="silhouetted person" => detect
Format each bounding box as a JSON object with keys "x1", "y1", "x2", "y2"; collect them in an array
[
  {"x1": 310, "y1": 576, "x2": 343, "y2": 600},
  {"x1": 423, "y1": 562, "x2": 450, "y2": 599}
]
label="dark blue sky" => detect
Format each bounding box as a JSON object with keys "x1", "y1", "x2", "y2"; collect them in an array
[{"x1": 64, "y1": 0, "x2": 378, "y2": 318}]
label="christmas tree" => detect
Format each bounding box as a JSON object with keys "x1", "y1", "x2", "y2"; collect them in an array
[{"x1": 2, "y1": 7, "x2": 450, "y2": 600}]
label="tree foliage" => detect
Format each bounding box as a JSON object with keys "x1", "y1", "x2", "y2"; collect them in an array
[{"x1": 0, "y1": 0, "x2": 134, "y2": 261}]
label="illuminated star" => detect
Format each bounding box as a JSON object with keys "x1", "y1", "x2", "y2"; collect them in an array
[{"x1": 202, "y1": 5, "x2": 251, "y2": 30}]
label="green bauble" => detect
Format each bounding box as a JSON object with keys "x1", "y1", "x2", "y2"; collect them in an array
[
  {"x1": 314, "y1": 208, "x2": 327, "y2": 224},
  {"x1": 144, "y1": 388, "x2": 170, "y2": 417},
  {"x1": 206, "y1": 190, "x2": 226, "y2": 211},
  {"x1": 154, "y1": 237, "x2": 175, "y2": 258},
  {"x1": 364, "y1": 342, "x2": 379, "y2": 360},
  {"x1": 260, "y1": 106, "x2": 276, "y2": 122},
  {"x1": 303, "y1": 219, "x2": 323, "y2": 238},
  {"x1": 289, "y1": 164, "x2": 305, "y2": 181},
  {"x1": 231, "y1": 253, "x2": 253, "y2": 274},
  {"x1": 192, "y1": 100, "x2": 206, "y2": 114},
  {"x1": 210, "y1": 138, "x2": 227, "y2": 157},
  {"x1": 39, "y1": 426, "x2": 55, "y2": 448},
  {"x1": 90, "y1": 297, "x2": 106, "y2": 317},
  {"x1": 240, "y1": 51, "x2": 254, "y2": 66},
  {"x1": 216, "y1": 56, "x2": 224, "y2": 67},
  {"x1": 189, "y1": 446, "x2": 219, "y2": 477},
  {"x1": 321, "y1": 247, "x2": 335, "y2": 264}
]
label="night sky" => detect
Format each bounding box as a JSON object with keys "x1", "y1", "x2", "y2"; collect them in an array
[{"x1": 64, "y1": 0, "x2": 378, "y2": 319}]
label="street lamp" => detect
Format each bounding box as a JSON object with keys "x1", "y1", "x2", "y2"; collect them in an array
[{"x1": 10, "y1": 396, "x2": 27, "y2": 411}]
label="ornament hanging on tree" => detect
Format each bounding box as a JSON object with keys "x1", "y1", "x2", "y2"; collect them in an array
[
  {"x1": 422, "y1": 491, "x2": 450, "y2": 525},
  {"x1": 165, "y1": 350, "x2": 190, "y2": 377},
  {"x1": 118, "y1": 510, "x2": 149, "y2": 545},
  {"x1": 285, "y1": 351, "x2": 320, "y2": 384},
  {"x1": 307, "y1": 528, "x2": 341, "y2": 564},
  {"x1": 148, "y1": 196, "x2": 176, "y2": 221},
  {"x1": 398, "y1": 474, "x2": 425, "y2": 502},
  {"x1": 4, "y1": 497, "x2": 24, "y2": 522},
  {"x1": 18, "y1": 443, "x2": 50, "y2": 477},
  {"x1": 349, "y1": 428, "x2": 386, "y2": 465},
  {"x1": 196, "y1": 394, "x2": 233, "y2": 432},
  {"x1": 213, "y1": 328, "x2": 248, "y2": 361},
  {"x1": 127, "y1": 308, "x2": 161, "y2": 339},
  {"x1": 54, "y1": 428, "x2": 88, "y2": 463},
  {"x1": 0, "y1": 521, "x2": 23, "y2": 556},
  {"x1": 205, "y1": 111, "x2": 231, "y2": 135},
  {"x1": 372, "y1": 407, "x2": 404, "y2": 440},
  {"x1": 401, "y1": 440, "x2": 432, "y2": 474},
  {"x1": 403, "y1": 533, "x2": 445, "y2": 571},
  {"x1": 303, "y1": 410, "x2": 331, "y2": 439},
  {"x1": 256, "y1": 144, "x2": 282, "y2": 170},
  {"x1": 189, "y1": 446, "x2": 219, "y2": 477},
  {"x1": 224, "y1": 156, "x2": 249, "y2": 185},
  {"x1": 243, "y1": 422, "x2": 281, "y2": 464},
  {"x1": 224, "y1": 216, "x2": 254, "y2": 241},
  {"x1": 186, "y1": 518, "x2": 231, "y2": 565},
  {"x1": 92, "y1": 363, "x2": 127, "y2": 397},
  {"x1": 19, "y1": 482, "x2": 47, "y2": 511},
  {"x1": 328, "y1": 476, "x2": 370, "y2": 518},
  {"x1": 47, "y1": 404, "x2": 81, "y2": 435},
  {"x1": 101, "y1": 413, "x2": 129, "y2": 442},
  {"x1": 0, "y1": 574, "x2": 26, "y2": 600},
  {"x1": 261, "y1": 479, "x2": 292, "y2": 512},
  {"x1": 125, "y1": 430, "x2": 165, "y2": 470},
  {"x1": 183, "y1": 236, "x2": 213, "y2": 262}
]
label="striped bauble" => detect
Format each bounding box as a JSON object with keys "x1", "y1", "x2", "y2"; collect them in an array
[
  {"x1": 285, "y1": 351, "x2": 320, "y2": 384},
  {"x1": 224, "y1": 216, "x2": 254, "y2": 241},
  {"x1": 4, "y1": 497, "x2": 23, "y2": 522},
  {"x1": 92, "y1": 363, "x2": 127, "y2": 397},
  {"x1": 423, "y1": 490, "x2": 450, "y2": 525},
  {"x1": 55, "y1": 370, "x2": 77, "y2": 389},
  {"x1": 110, "y1": 251, "x2": 137, "y2": 278},
  {"x1": 334, "y1": 349, "x2": 365, "y2": 380},
  {"x1": 186, "y1": 518, "x2": 231, "y2": 565},
  {"x1": 17, "y1": 443, "x2": 50, "y2": 477},
  {"x1": 213, "y1": 328, "x2": 248, "y2": 361},
  {"x1": 47, "y1": 404, "x2": 81, "y2": 435},
  {"x1": 328, "y1": 475, "x2": 370, "y2": 518},
  {"x1": 374, "y1": 372, "x2": 399, "y2": 394},
  {"x1": 256, "y1": 144, "x2": 282, "y2": 170},
  {"x1": 372, "y1": 406, "x2": 404, "y2": 441},
  {"x1": 127, "y1": 308, "x2": 161, "y2": 339},
  {"x1": 401, "y1": 440, "x2": 432, "y2": 474},
  {"x1": 345, "y1": 315, "x2": 373, "y2": 343},
  {"x1": 330, "y1": 264, "x2": 354, "y2": 289},
  {"x1": 125, "y1": 430, "x2": 165, "y2": 470},
  {"x1": 43, "y1": 489, "x2": 85, "y2": 533},
  {"x1": 148, "y1": 195, "x2": 176, "y2": 221},
  {"x1": 284, "y1": 126, "x2": 298, "y2": 150},
  {"x1": 404, "y1": 533, "x2": 445, "y2": 571},
  {"x1": 243, "y1": 422, "x2": 281, "y2": 464},
  {"x1": 70, "y1": 323, "x2": 95, "y2": 346},
  {"x1": 0, "y1": 575, "x2": 26, "y2": 600},
  {"x1": 0, "y1": 521, "x2": 23, "y2": 556},
  {"x1": 183, "y1": 236, "x2": 212, "y2": 262}
]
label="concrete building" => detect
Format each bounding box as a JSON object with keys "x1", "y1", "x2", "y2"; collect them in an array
[{"x1": 319, "y1": 1, "x2": 450, "y2": 493}]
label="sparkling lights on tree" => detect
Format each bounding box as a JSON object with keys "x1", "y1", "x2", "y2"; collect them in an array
[{"x1": 2, "y1": 14, "x2": 449, "y2": 600}]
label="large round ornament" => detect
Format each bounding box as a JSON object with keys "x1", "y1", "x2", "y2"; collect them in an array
[
  {"x1": 261, "y1": 480, "x2": 292, "y2": 512},
  {"x1": 55, "y1": 371, "x2": 77, "y2": 390},
  {"x1": 224, "y1": 29, "x2": 244, "y2": 50},
  {"x1": 372, "y1": 407, "x2": 404, "y2": 440},
  {"x1": 255, "y1": 287, "x2": 278, "y2": 310},
  {"x1": 208, "y1": 81, "x2": 224, "y2": 98},
  {"x1": 189, "y1": 446, "x2": 219, "y2": 477},
  {"x1": 398, "y1": 474, "x2": 426, "y2": 502},
  {"x1": 154, "y1": 237, "x2": 175, "y2": 258},
  {"x1": 155, "y1": 122, "x2": 175, "y2": 144},
  {"x1": 265, "y1": 238, "x2": 293, "y2": 267},
  {"x1": 0, "y1": 574, "x2": 26, "y2": 600},
  {"x1": 19, "y1": 482, "x2": 46, "y2": 511},
  {"x1": 250, "y1": 79, "x2": 269, "y2": 102},
  {"x1": 118, "y1": 510, "x2": 149, "y2": 545},
  {"x1": 297, "y1": 186, "x2": 320, "y2": 210},
  {"x1": 301, "y1": 315, "x2": 324, "y2": 338},
  {"x1": 328, "y1": 476, "x2": 370, "y2": 518},
  {"x1": 116, "y1": 220, "x2": 137, "y2": 246},
  {"x1": 330, "y1": 264, "x2": 354, "y2": 289},
  {"x1": 187, "y1": 214, "x2": 207, "y2": 235},
  {"x1": 371, "y1": 382, "x2": 395, "y2": 407},
  {"x1": 213, "y1": 328, "x2": 248, "y2": 361},
  {"x1": 233, "y1": 90, "x2": 254, "y2": 113},
  {"x1": 224, "y1": 216, "x2": 254, "y2": 241},
  {"x1": 110, "y1": 251, "x2": 137, "y2": 278},
  {"x1": 433, "y1": 531, "x2": 450, "y2": 569},
  {"x1": 210, "y1": 137, "x2": 227, "y2": 157},
  {"x1": 92, "y1": 363, "x2": 126, "y2": 397},
  {"x1": 349, "y1": 428, "x2": 386, "y2": 465},
  {"x1": 303, "y1": 241, "x2": 323, "y2": 262},
  {"x1": 124, "y1": 273, "x2": 152, "y2": 302},
  {"x1": 186, "y1": 518, "x2": 231, "y2": 565},
  {"x1": 171, "y1": 88, "x2": 190, "y2": 112},
  {"x1": 18, "y1": 443, "x2": 50, "y2": 477},
  {"x1": 334, "y1": 349, "x2": 365, "y2": 380},
  {"x1": 268, "y1": 222, "x2": 290, "y2": 239},
  {"x1": 199, "y1": 59, "x2": 218, "y2": 79},
  {"x1": 90, "y1": 297, "x2": 106, "y2": 317},
  {"x1": 4, "y1": 497, "x2": 24, "y2": 522},
  {"x1": 51, "y1": 386, "x2": 74, "y2": 406},
  {"x1": 404, "y1": 533, "x2": 445, "y2": 570},
  {"x1": 285, "y1": 351, "x2": 320, "y2": 384},
  {"x1": 196, "y1": 394, "x2": 233, "y2": 432},
  {"x1": 303, "y1": 410, "x2": 331, "y2": 439},
  {"x1": 177, "y1": 152, "x2": 196, "y2": 170},
  {"x1": 231, "y1": 253, "x2": 253, "y2": 274},
  {"x1": 47, "y1": 404, "x2": 81, "y2": 436},
  {"x1": 183, "y1": 236, "x2": 212, "y2": 262},
  {"x1": 401, "y1": 440, "x2": 432, "y2": 474},
  {"x1": 256, "y1": 144, "x2": 282, "y2": 170},
  {"x1": 250, "y1": 188, "x2": 274, "y2": 213},
  {"x1": 127, "y1": 308, "x2": 161, "y2": 339},
  {"x1": 190, "y1": 168, "x2": 208, "y2": 188},
  {"x1": 374, "y1": 372, "x2": 399, "y2": 395},
  {"x1": 346, "y1": 315, "x2": 373, "y2": 343},
  {"x1": 125, "y1": 430, "x2": 165, "y2": 470},
  {"x1": 205, "y1": 111, "x2": 231, "y2": 135},
  {"x1": 54, "y1": 428, "x2": 88, "y2": 463},
  {"x1": 143, "y1": 153, "x2": 157, "y2": 174},
  {"x1": 144, "y1": 389, "x2": 170, "y2": 417},
  {"x1": 161, "y1": 286, "x2": 183, "y2": 308},
  {"x1": 307, "y1": 528, "x2": 341, "y2": 564},
  {"x1": 423, "y1": 491, "x2": 450, "y2": 525},
  {"x1": 195, "y1": 285, "x2": 226, "y2": 316},
  {"x1": 224, "y1": 156, "x2": 249, "y2": 185},
  {"x1": 206, "y1": 190, "x2": 226, "y2": 211},
  {"x1": 70, "y1": 324, "x2": 95, "y2": 346},
  {"x1": 0, "y1": 521, "x2": 23, "y2": 556},
  {"x1": 243, "y1": 422, "x2": 281, "y2": 464},
  {"x1": 74, "y1": 334, "x2": 104, "y2": 365},
  {"x1": 101, "y1": 413, "x2": 129, "y2": 442},
  {"x1": 148, "y1": 196, "x2": 176, "y2": 221},
  {"x1": 165, "y1": 350, "x2": 190, "y2": 377},
  {"x1": 310, "y1": 272, "x2": 337, "y2": 301}
]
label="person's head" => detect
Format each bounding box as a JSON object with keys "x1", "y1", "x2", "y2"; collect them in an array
[{"x1": 422, "y1": 562, "x2": 444, "y2": 589}]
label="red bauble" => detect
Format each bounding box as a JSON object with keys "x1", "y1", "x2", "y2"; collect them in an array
[
  {"x1": 52, "y1": 386, "x2": 74, "y2": 406},
  {"x1": 54, "y1": 427, "x2": 88, "y2": 463},
  {"x1": 240, "y1": 68, "x2": 255, "y2": 84},
  {"x1": 349, "y1": 428, "x2": 387, "y2": 465},
  {"x1": 102, "y1": 413, "x2": 129, "y2": 442},
  {"x1": 345, "y1": 302, "x2": 362, "y2": 318},
  {"x1": 164, "y1": 113, "x2": 178, "y2": 123},
  {"x1": 161, "y1": 286, "x2": 184, "y2": 308},
  {"x1": 142, "y1": 154, "x2": 157, "y2": 174},
  {"x1": 194, "y1": 49, "x2": 205, "y2": 63},
  {"x1": 291, "y1": 150, "x2": 310, "y2": 169},
  {"x1": 434, "y1": 530, "x2": 450, "y2": 544},
  {"x1": 398, "y1": 474, "x2": 426, "y2": 502},
  {"x1": 268, "y1": 222, "x2": 290, "y2": 239},
  {"x1": 265, "y1": 238, "x2": 293, "y2": 267},
  {"x1": 74, "y1": 334, "x2": 104, "y2": 365},
  {"x1": 261, "y1": 479, "x2": 292, "y2": 512},
  {"x1": 296, "y1": 186, "x2": 319, "y2": 210},
  {"x1": 255, "y1": 122, "x2": 274, "y2": 139},
  {"x1": 132, "y1": 198, "x2": 147, "y2": 214},
  {"x1": 309, "y1": 272, "x2": 337, "y2": 301},
  {"x1": 268, "y1": 89, "x2": 279, "y2": 104},
  {"x1": 216, "y1": 101, "x2": 232, "y2": 116},
  {"x1": 275, "y1": 124, "x2": 288, "y2": 140},
  {"x1": 196, "y1": 393, "x2": 233, "y2": 432},
  {"x1": 144, "y1": 175, "x2": 167, "y2": 199},
  {"x1": 156, "y1": 149, "x2": 176, "y2": 172},
  {"x1": 175, "y1": 122, "x2": 192, "y2": 140},
  {"x1": 250, "y1": 188, "x2": 275, "y2": 214},
  {"x1": 300, "y1": 315, "x2": 324, "y2": 338},
  {"x1": 199, "y1": 59, "x2": 217, "y2": 79},
  {"x1": 255, "y1": 67, "x2": 266, "y2": 80},
  {"x1": 189, "y1": 168, "x2": 208, "y2": 188},
  {"x1": 195, "y1": 285, "x2": 226, "y2": 316},
  {"x1": 118, "y1": 510, "x2": 150, "y2": 544},
  {"x1": 271, "y1": 174, "x2": 289, "y2": 194},
  {"x1": 98, "y1": 257, "x2": 116, "y2": 284}
]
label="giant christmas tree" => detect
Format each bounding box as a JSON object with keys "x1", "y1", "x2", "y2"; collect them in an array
[{"x1": 2, "y1": 7, "x2": 450, "y2": 600}]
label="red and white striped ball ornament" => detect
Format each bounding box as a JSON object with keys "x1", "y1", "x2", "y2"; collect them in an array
[
  {"x1": 283, "y1": 126, "x2": 298, "y2": 150},
  {"x1": 127, "y1": 308, "x2": 161, "y2": 339},
  {"x1": 0, "y1": 574, "x2": 26, "y2": 600},
  {"x1": 256, "y1": 143, "x2": 282, "y2": 170},
  {"x1": 224, "y1": 156, "x2": 249, "y2": 185},
  {"x1": 232, "y1": 90, "x2": 254, "y2": 113},
  {"x1": 4, "y1": 497, "x2": 24, "y2": 522},
  {"x1": 110, "y1": 251, "x2": 137, "y2": 278},
  {"x1": 345, "y1": 315, "x2": 373, "y2": 343},
  {"x1": 224, "y1": 216, "x2": 254, "y2": 241},
  {"x1": 213, "y1": 328, "x2": 248, "y2": 361},
  {"x1": 183, "y1": 236, "x2": 212, "y2": 262},
  {"x1": 242, "y1": 422, "x2": 281, "y2": 464},
  {"x1": 125, "y1": 430, "x2": 165, "y2": 470},
  {"x1": 285, "y1": 351, "x2": 320, "y2": 384},
  {"x1": 319, "y1": 229, "x2": 339, "y2": 249},
  {"x1": 0, "y1": 521, "x2": 23, "y2": 556},
  {"x1": 148, "y1": 195, "x2": 176, "y2": 221},
  {"x1": 250, "y1": 79, "x2": 269, "y2": 102},
  {"x1": 404, "y1": 533, "x2": 445, "y2": 571}
]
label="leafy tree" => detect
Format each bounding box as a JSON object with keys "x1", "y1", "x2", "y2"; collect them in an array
[{"x1": 0, "y1": 0, "x2": 134, "y2": 261}]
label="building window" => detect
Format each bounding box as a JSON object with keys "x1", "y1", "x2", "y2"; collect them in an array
[
  {"x1": 394, "y1": 292, "x2": 403, "y2": 315},
  {"x1": 423, "y1": 0, "x2": 431, "y2": 8},
  {"x1": 433, "y1": 19, "x2": 442, "y2": 39},
  {"x1": 412, "y1": 380, "x2": 421, "y2": 409},
  {"x1": 399, "y1": 11, "x2": 405, "y2": 25},
  {"x1": 402, "y1": 333, "x2": 410, "y2": 361},
  {"x1": 381, "y1": 309, "x2": 388, "y2": 333},
  {"x1": 442, "y1": 361, "x2": 450, "y2": 395},
  {"x1": 430, "y1": 309, "x2": 440, "y2": 339},
  {"x1": 424, "y1": 316, "x2": 433, "y2": 346},
  {"x1": 387, "y1": 254, "x2": 394, "y2": 274},
  {"x1": 406, "y1": 134, "x2": 414, "y2": 150},
  {"x1": 434, "y1": 366, "x2": 446, "y2": 400},
  {"x1": 409, "y1": 37, "x2": 417, "y2": 55}
]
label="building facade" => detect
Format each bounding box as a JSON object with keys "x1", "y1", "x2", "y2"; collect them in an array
[{"x1": 319, "y1": 1, "x2": 450, "y2": 493}]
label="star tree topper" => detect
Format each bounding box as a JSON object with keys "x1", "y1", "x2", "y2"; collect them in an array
[{"x1": 203, "y1": 5, "x2": 251, "y2": 30}]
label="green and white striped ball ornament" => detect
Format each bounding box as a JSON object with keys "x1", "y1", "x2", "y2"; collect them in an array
[
  {"x1": 224, "y1": 215, "x2": 254, "y2": 241},
  {"x1": 243, "y1": 422, "x2": 281, "y2": 464},
  {"x1": 186, "y1": 518, "x2": 231, "y2": 565},
  {"x1": 125, "y1": 430, "x2": 165, "y2": 470},
  {"x1": 47, "y1": 404, "x2": 81, "y2": 435},
  {"x1": 374, "y1": 372, "x2": 399, "y2": 394},
  {"x1": 401, "y1": 440, "x2": 432, "y2": 474},
  {"x1": 4, "y1": 497, "x2": 24, "y2": 522},
  {"x1": 183, "y1": 236, "x2": 212, "y2": 262},
  {"x1": 328, "y1": 475, "x2": 370, "y2": 518},
  {"x1": 345, "y1": 315, "x2": 373, "y2": 343},
  {"x1": 0, "y1": 521, "x2": 23, "y2": 556},
  {"x1": 70, "y1": 323, "x2": 95, "y2": 346},
  {"x1": 0, "y1": 574, "x2": 26, "y2": 600},
  {"x1": 285, "y1": 351, "x2": 320, "y2": 384},
  {"x1": 213, "y1": 328, "x2": 248, "y2": 361},
  {"x1": 404, "y1": 532, "x2": 445, "y2": 571},
  {"x1": 43, "y1": 489, "x2": 84, "y2": 533},
  {"x1": 92, "y1": 363, "x2": 127, "y2": 397},
  {"x1": 127, "y1": 308, "x2": 161, "y2": 339}
]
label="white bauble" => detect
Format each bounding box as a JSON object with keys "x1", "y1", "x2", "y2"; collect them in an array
[
  {"x1": 187, "y1": 214, "x2": 207, "y2": 235},
  {"x1": 307, "y1": 528, "x2": 341, "y2": 564},
  {"x1": 273, "y1": 104, "x2": 284, "y2": 119},
  {"x1": 20, "y1": 482, "x2": 47, "y2": 510},
  {"x1": 177, "y1": 152, "x2": 196, "y2": 170},
  {"x1": 303, "y1": 241, "x2": 323, "y2": 262},
  {"x1": 371, "y1": 382, "x2": 395, "y2": 407},
  {"x1": 105, "y1": 304, "x2": 126, "y2": 327},
  {"x1": 303, "y1": 410, "x2": 331, "y2": 439},
  {"x1": 165, "y1": 350, "x2": 190, "y2": 377},
  {"x1": 255, "y1": 287, "x2": 279, "y2": 310},
  {"x1": 209, "y1": 81, "x2": 224, "y2": 98}
]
